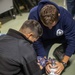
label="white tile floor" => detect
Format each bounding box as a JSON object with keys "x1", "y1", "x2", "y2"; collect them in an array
[{"x1": 1, "y1": 0, "x2": 75, "y2": 75}]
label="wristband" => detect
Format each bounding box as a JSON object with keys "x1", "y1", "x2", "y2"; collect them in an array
[{"x1": 61, "y1": 61, "x2": 67, "y2": 68}]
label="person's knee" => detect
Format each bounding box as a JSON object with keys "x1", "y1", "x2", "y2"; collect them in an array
[{"x1": 53, "y1": 45, "x2": 65, "y2": 61}]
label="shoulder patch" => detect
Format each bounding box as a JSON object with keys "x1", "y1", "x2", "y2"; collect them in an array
[{"x1": 56, "y1": 29, "x2": 63, "y2": 36}]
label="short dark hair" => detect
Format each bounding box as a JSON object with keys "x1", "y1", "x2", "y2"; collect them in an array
[
  {"x1": 20, "y1": 19, "x2": 43, "y2": 38},
  {"x1": 40, "y1": 4, "x2": 58, "y2": 26}
]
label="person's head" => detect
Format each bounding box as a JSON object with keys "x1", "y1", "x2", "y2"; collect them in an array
[
  {"x1": 19, "y1": 20, "x2": 43, "y2": 42},
  {"x1": 40, "y1": 4, "x2": 60, "y2": 29}
]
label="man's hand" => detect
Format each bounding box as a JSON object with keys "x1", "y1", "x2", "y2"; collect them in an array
[
  {"x1": 45, "y1": 64, "x2": 52, "y2": 74},
  {"x1": 37, "y1": 62, "x2": 43, "y2": 70},
  {"x1": 55, "y1": 55, "x2": 70, "y2": 75},
  {"x1": 37, "y1": 56, "x2": 48, "y2": 70},
  {"x1": 45, "y1": 61, "x2": 65, "y2": 75},
  {"x1": 55, "y1": 61, "x2": 64, "y2": 75}
]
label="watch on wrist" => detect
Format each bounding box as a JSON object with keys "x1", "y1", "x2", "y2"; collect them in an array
[{"x1": 61, "y1": 61, "x2": 67, "y2": 68}]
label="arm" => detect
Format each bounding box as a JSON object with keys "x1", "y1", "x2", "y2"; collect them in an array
[
  {"x1": 56, "y1": 10, "x2": 75, "y2": 74},
  {"x1": 33, "y1": 39, "x2": 46, "y2": 57}
]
